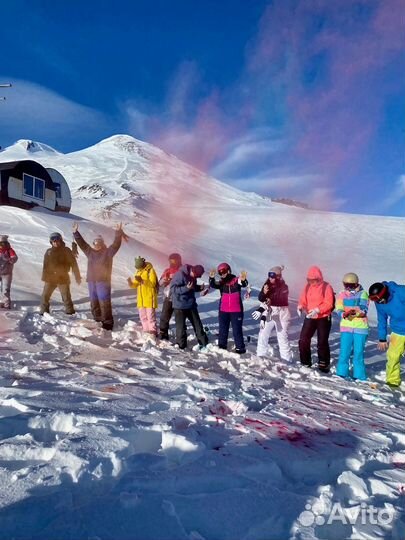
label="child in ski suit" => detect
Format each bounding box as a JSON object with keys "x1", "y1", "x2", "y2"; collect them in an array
[
  {"x1": 0, "y1": 235, "x2": 18, "y2": 309},
  {"x1": 73, "y1": 222, "x2": 124, "y2": 330},
  {"x1": 170, "y1": 264, "x2": 208, "y2": 350},
  {"x1": 158, "y1": 253, "x2": 182, "y2": 340},
  {"x1": 253, "y1": 265, "x2": 292, "y2": 361},
  {"x1": 368, "y1": 281, "x2": 405, "y2": 387},
  {"x1": 297, "y1": 266, "x2": 334, "y2": 372},
  {"x1": 335, "y1": 272, "x2": 369, "y2": 381},
  {"x1": 128, "y1": 256, "x2": 158, "y2": 338},
  {"x1": 209, "y1": 263, "x2": 248, "y2": 354}
]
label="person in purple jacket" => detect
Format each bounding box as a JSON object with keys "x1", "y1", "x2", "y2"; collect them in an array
[
  {"x1": 209, "y1": 263, "x2": 248, "y2": 354},
  {"x1": 73, "y1": 222, "x2": 125, "y2": 330}
]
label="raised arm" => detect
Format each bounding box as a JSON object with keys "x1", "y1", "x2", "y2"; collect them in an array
[{"x1": 73, "y1": 231, "x2": 91, "y2": 256}]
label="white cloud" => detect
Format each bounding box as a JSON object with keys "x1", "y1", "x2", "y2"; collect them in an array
[
  {"x1": 211, "y1": 127, "x2": 283, "y2": 179},
  {"x1": 380, "y1": 175, "x2": 405, "y2": 209},
  {"x1": 0, "y1": 78, "x2": 109, "y2": 144},
  {"x1": 231, "y1": 172, "x2": 318, "y2": 193}
]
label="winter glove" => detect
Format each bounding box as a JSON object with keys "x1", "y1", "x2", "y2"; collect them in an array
[
  {"x1": 259, "y1": 317, "x2": 266, "y2": 330},
  {"x1": 342, "y1": 309, "x2": 357, "y2": 320},
  {"x1": 134, "y1": 275, "x2": 143, "y2": 283},
  {"x1": 297, "y1": 307, "x2": 303, "y2": 317},
  {"x1": 306, "y1": 308, "x2": 320, "y2": 319},
  {"x1": 200, "y1": 284, "x2": 209, "y2": 296},
  {"x1": 252, "y1": 308, "x2": 265, "y2": 320}
]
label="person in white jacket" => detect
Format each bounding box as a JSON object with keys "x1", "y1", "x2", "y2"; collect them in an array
[{"x1": 252, "y1": 266, "x2": 292, "y2": 361}]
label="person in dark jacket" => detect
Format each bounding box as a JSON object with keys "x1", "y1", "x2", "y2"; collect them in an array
[
  {"x1": 0, "y1": 234, "x2": 18, "y2": 309},
  {"x1": 209, "y1": 262, "x2": 248, "y2": 354},
  {"x1": 158, "y1": 253, "x2": 182, "y2": 340},
  {"x1": 170, "y1": 264, "x2": 208, "y2": 350},
  {"x1": 253, "y1": 265, "x2": 292, "y2": 361},
  {"x1": 73, "y1": 222, "x2": 124, "y2": 330},
  {"x1": 40, "y1": 232, "x2": 81, "y2": 315}
]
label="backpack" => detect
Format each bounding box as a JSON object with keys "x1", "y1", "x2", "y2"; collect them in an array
[{"x1": 305, "y1": 282, "x2": 335, "y2": 311}]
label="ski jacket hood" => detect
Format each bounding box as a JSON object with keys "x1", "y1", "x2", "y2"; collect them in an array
[{"x1": 306, "y1": 266, "x2": 323, "y2": 280}]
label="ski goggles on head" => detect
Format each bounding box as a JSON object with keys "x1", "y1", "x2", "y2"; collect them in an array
[
  {"x1": 0, "y1": 241, "x2": 7, "y2": 247},
  {"x1": 307, "y1": 278, "x2": 320, "y2": 284},
  {"x1": 218, "y1": 269, "x2": 229, "y2": 276},
  {"x1": 50, "y1": 235, "x2": 62, "y2": 242},
  {"x1": 343, "y1": 282, "x2": 358, "y2": 290},
  {"x1": 268, "y1": 272, "x2": 278, "y2": 279}
]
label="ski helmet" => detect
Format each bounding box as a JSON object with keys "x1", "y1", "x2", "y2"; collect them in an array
[
  {"x1": 368, "y1": 282, "x2": 389, "y2": 303},
  {"x1": 192, "y1": 264, "x2": 205, "y2": 278},
  {"x1": 342, "y1": 272, "x2": 359, "y2": 289},
  {"x1": 217, "y1": 262, "x2": 231, "y2": 275}
]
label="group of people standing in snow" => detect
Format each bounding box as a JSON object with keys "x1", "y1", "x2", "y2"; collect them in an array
[{"x1": 1, "y1": 225, "x2": 404, "y2": 389}]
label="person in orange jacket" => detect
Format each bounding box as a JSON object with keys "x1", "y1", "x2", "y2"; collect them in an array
[{"x1": 297, "y1": 266, "x2": 335, "y2": 372}]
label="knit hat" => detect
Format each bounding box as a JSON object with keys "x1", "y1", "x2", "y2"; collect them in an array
[
  {"x1": 0, "y1": 235, "x2": 9, "y2": 243},
  {"x1": 50, "y1": 232, "x2": 62, "y2": 242},
  {"x1": 192, "y1": 264, "x2": 204, "y2": 278},
  {"x1": 269, "y1": 265, "x2": 284, "y2": 275},
  {"x1": 93, "y1": 235, "x2": 105, "y2": 246},
  {"x1": 135, "y1": 256, "x2": 146, "y2": 269}
]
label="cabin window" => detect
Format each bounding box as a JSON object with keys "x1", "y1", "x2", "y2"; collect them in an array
[{"x1": 23, "y1": 173, "x2": 45, "y2": 200}]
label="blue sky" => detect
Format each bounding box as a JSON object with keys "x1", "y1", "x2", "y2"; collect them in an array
[{"x1": 0, "y1": 0, "x2": 404, "y2": 216}]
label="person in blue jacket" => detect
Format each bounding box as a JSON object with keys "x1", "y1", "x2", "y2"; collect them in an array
[
  {"x1": 170, "y1": 264, "x2": 208, "y2": 350},
  {"x1": 368, "y1": 281, "x2": 405, "y2": 387},
  {"x1": 73, "y1": 222, "x2": 125, "y2": 330}
]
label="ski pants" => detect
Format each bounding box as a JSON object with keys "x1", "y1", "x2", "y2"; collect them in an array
[
  {"x1": 174, "y1": 306, "x2": 208, "y2": 349},
  {"x1": 257, "y1": 306, "x2": 291, "y2": 360},
  {"x1": 139, "y1": 307, "x2": 157, "y2": 335},
  {"x1": 386, "y1": 332, "x2": 405, "y2": 387},
  {"x1": 159, "y1": 297, "x2": 174, "y2": 339},
  {"x1": 336, "y1": 331, "x2": 368, "y2": 380},
  {"x1": 40, "y1": 282, "x2": 74, "y2": 315},
  {"x1": 88, "y1": 281, "x2": 113, "y2": 330},
  {"x1": 299, "y1": 316, "x2": 332, "y2": 368},
  {"x1": 0, "y1": 273, "x2": 12, "y2": 308},
  {"x1": 218, "y1": 311, "x2": 245, "y2": 352}
]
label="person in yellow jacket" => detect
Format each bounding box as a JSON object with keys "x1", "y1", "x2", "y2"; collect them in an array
[{"x1": 127, "y1": 256, "x2": 158, "y2": 338}]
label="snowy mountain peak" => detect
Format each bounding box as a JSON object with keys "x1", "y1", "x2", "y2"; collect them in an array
[
  {"x1": 10, "y1": 139, "x2": 61, "y2": 155},
  {"x1": 85, "y1": 134, "x2": 162, "y2": 161}
]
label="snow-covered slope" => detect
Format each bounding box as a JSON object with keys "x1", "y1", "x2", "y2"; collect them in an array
[
  {"x1": 0, "y1": 136, "x2": 404, "y2": 540},
  {"x1": 1, "y1": 135, "x2": 403, "y2": 298}
]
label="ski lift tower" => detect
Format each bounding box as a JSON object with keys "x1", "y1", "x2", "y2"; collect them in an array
[{"x1": 0, "y1": 83, "x2": 12, "y2": 101}]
